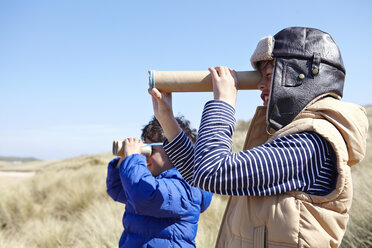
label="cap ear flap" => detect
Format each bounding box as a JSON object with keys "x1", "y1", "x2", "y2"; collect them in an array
[
  {"x1": 281, "y1": 62, "x2": 306, "y2": 87},
  {"x1": 268, "y1": 57, "x2": 345, "y2": 131},
  {"x1": 268, "y1": 58, "x2": 311, "y2": 130}
]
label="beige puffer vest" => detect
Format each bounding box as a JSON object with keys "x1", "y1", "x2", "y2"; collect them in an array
[{"x1": 215, "y1": 96, "x2": 368, "y2": 248}]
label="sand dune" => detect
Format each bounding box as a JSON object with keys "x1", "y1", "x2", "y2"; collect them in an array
[{"x1": 0, "y1": 171, "x2": 35, "y2": 186}]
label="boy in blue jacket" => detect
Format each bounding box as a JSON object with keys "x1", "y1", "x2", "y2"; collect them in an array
[{"x1": 106, "y1": 116, "x2": 212, "y2": 248}]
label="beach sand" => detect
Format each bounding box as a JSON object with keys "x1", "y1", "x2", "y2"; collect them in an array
[{"x1": 0, "y1": 171, "x2": 35, "y2": 186}]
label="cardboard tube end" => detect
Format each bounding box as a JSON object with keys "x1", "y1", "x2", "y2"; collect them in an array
[
  {"x1": 112, "y1": 140, "x2": 119, "y2": 155},
  {"x1": 141, "y1": 146, "x2": 152, "y2": 156},
  {"x1": 149, "y1": 70, "x2": 155, "y2": 89}
]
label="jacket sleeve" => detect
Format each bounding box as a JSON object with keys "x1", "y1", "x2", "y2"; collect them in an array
[
  {"x1": 106, "y1": 157, "x2": 127, "y2": 204},
  {"x1": 199, "y1": 189, "x2": 213, "y2": 213},
  {"x1": 120, "y1": 154, "x2": 201, "y2": 218},
  {"x1": 163, "y1": 131, "x2": 194, "y2": 185}
]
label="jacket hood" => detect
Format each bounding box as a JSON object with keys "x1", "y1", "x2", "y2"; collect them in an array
[
  {"x1": 157, "y1": 167, "x2": 182, "y2": 179},
  {"x1": 305, "y1": 96, "x2": 369, "y2": 166},
  {"x1": 160, "y1": 168, "x2": 213, "y2": 212}
]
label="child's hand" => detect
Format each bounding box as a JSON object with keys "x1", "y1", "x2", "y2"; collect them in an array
[
  {"x1": 123, "y1": 138, "x2": 143, "y2": 157},
  {"x1": 209, "y1": 66, "x2": 238, "y2": 108},
  {"x1": 148, "y1": 87, "x2": 174, "y2": 123},
  {"x1": 116, "y1": 138, "x2": 143, "y2": 168},
  {"x1": 148, "y1": 85, "x2": 181, "y2": 143}
]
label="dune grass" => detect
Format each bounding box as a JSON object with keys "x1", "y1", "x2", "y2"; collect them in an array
[
  {"x1": 0, "y1": 153, "x2": 227, "y2": 247},
  {"x1": 339, "y1": 105, "x2": 372, "y2": 248},
  {"x1": 0, "y1": 154, "x2": 122, "y2": 247}
]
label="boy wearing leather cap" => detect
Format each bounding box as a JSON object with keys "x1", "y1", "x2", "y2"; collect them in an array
[{"x1": 150, "y1": 27, "x2": 368, "y2": 247}]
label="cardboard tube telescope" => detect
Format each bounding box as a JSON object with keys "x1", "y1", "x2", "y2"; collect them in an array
[
  {"x1": 149, "y1": 70, "x2": 261, "y2": 92},
  {"x1": 112, "y1": 141, "x2": 163, "y2": 157},
  {"x1": 112, "y1": 140, "x2": 152, "y2": 157}
]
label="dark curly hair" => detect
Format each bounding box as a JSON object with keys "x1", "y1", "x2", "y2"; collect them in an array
[{"x1": 141, "y1": 116, "x2": 197, "y2": 144}]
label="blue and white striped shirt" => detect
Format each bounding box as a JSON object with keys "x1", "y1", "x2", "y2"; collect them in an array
[{"x1": 164, "y1": 100, "x2": 337, "y2": 196}]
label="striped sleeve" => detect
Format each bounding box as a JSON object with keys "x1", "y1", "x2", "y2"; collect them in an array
[
  {"x1": 193, "y1": 100, "x2": 337, "y2": 196},
  {"x1": 163, "y1": 131, "x2": 195, "y2": 185}
]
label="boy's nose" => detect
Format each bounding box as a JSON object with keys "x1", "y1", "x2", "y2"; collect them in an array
[{"x1": 257, "y1": 78, "x2": 266, "y2": 91}]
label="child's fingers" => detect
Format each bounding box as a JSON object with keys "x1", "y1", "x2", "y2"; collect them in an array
[
  {"x1": 124, "y1": 138, "x2": 142, "y2": 146},
  {"x1": 148, "y1": 88, "x2": 159, "y2": 98},
  {"x1": 208, "y1": 67, "x2": 219, "y2": 79},
  {"x1": 223, "y1": 66, "x2": 230, "y2": 76},
  {"x1": 216, "y1": 66, "x2": 226, "y2": 76},
  {"x1": 229, "y1": 68, "x2": 238, "y2": 80},
  {"x1": 149, "y1": 88, "x2": 162, "y2": 100},
  {"x1": 149, "y1": 89, "x2": 161, "y2": 110},
  {"x1": 153, "y1": 88, "x2": 162, "y2": 99}
]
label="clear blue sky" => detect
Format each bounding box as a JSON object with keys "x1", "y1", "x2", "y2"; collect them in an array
[{"x1": 1, "y1": 0, "x2": 371, "y2": 160}]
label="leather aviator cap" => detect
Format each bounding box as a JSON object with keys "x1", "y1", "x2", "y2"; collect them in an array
[{"x1": 253, "y1": 27, "x2": 346, "y2": 130}]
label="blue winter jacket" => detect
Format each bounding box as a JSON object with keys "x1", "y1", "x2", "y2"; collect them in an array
[{"x1": 106, "y1": 155, "x2": 213, "y2": 248}]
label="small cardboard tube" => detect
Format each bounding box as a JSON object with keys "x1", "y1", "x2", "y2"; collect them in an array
[
  {"x1": 112, "y1": 140, "x2": 152, "y2": 157},
  {"x1": 149, "y1": 70, "x2": 261, "y2": 92}
]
